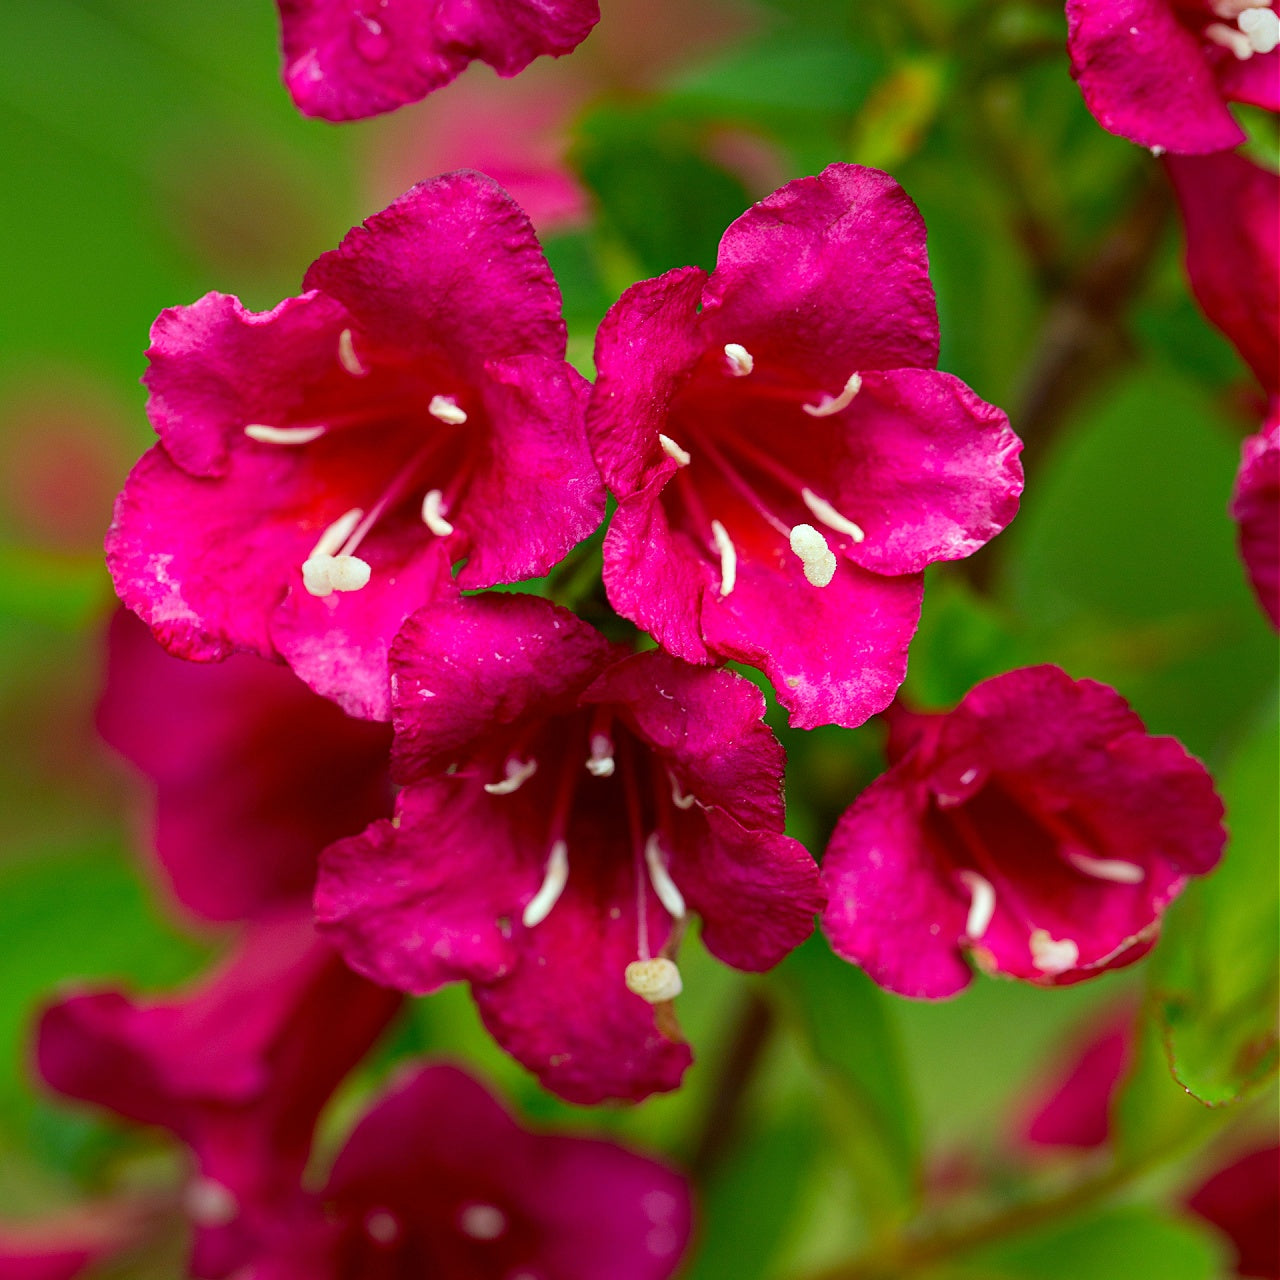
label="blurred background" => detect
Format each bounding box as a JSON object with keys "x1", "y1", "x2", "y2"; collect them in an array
[{"x1": 0, "y1": 1, "x2": 1275, "y2": 1276}]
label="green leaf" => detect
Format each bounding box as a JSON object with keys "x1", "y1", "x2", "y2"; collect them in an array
[
  {"x1": 771, "y1": 935, "x2": 921, "y2": 1224},
  {"x1": 949, "y1": 1205, "x2": 1226, "y2": 1280},
  {"x1": 1151, "y1": 705, "x2": 1279, "y2": 1105}
]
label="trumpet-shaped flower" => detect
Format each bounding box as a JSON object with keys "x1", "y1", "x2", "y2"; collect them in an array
[{"x1": 586, "y1": 164, "x2": 1022, "y2": 730}]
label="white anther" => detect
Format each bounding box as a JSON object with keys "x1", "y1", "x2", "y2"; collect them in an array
[
  {"x1": 723, "y1": 343, "x2": 754, "y2": 376},
  {"x1": 1205, "y1": 20, "x2": 1256, "y2": 55},
  {"x1": 586, "y1": 733, "x2": 615, "y2": 777},
  {"x1": 801, "y1": 488, "x2": 865, "y2": 543},
  {"x1": 803, "y1": 372, "x2": 862, "y2": 418},
  {"x1": 959, "y1": 768, "x2": 980, "y2": 785},
  {"x1": 644, "y1": 834, "x2": 687, "y2": 919},
  {"x1": 421, "y1": 488, "x2": 454, "y2": 537},
  {"x1": 710, "y1": 519, "x2": 737, "y2": 596},
  {"x1": 522, "y1": 840, "x2": 569, "y2": 928},
  {"x1": 789, "y1": 523, "x2": 838, "y2": 588},
  {"x1": 458, "y1": 1204, "x2": 507, "y2": 1241},
  {"x1": 1029, "y1": 929, "x2": 1080, "y2": 975},
  {"x1": 1239, "y1": 6, "x2": 1279, "y2": 52},
  {"x1": 958, "y1": 869, "x2": 996, "y2": 941},
  {"x1": 658, "y1": 434, "x2": 691, "y2": 467},
  {"x1": 309, "y1": 507, "x2": 364, "y2": 559},
  {"x1": 337, "y1": 328, "x2": 367, "y2": 376},
  {"x1": 624, "y1": 957, "x2": 683, "y2": 1003},
  {"x1": 185, "y1": 1178, "x2": 238, "y2": 1227},
  {"x1": 1067, "y1": 851, "x2": 1145, "y2": 884},
  {"x1": 484, "y1": 757, "x2": 538, "y2": 795},
  {"x1": 243, "y1": 424, "x2": 326, "y2": 445},
  {"x1": 365, "y1": 1210, "x2": 400, "y2": 1245},
  {"x1": 428, "y1": 394, "x2": 468, "y2": 425},
  {"x1": 669, "y1": 772, "x2": 697, "y2": 810}
]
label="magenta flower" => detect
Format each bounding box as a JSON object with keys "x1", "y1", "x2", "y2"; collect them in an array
[
  {"x1": 316, "y1": 593, "x2": 823, "y2": 1102},
  {"x1": 0, "y1": 1207, "x2": 145, "y2": 1280},
  {"x1": 1230, "y1": 414, "x2": 1280, "y2": 629},
  {"x1": 821, "y1": 666, "x2": 1225, "y2": 998},
  {"x1": 1165, "y1": 149, "x2": 1279, "y2": 396},
  {"x1": 277, "y1": 0, "x2": 599, "y2": 122},
  {"x1": 1066, "y1": 0, "x2": 1280, "y2": 154},
  {"x1": 107, "y1": 173, "x2": 603, "y2": 721},
  {"x1": 586, "y1": 163, "x2": 1022, "y2": 730},
  {"x1": 1186, "y1": 1144, "x2": 1280, "y2": 1278},
  {"x1": 242, "y1": 1063, "x2": 692, "y2": 1280},
  {"x1": 97, "y1": 610, "x2": 393, "y2": 921},
  {"x1": 36, "y1": 911, "x2": 401, "y2": 1279}
]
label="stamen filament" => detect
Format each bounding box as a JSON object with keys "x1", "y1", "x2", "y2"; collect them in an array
[
  {"x1": 801, "y1": 488, "x2": 865, "y2": 542},
  {"x1": 693, "y1": 432, "x2": 790, "y2": 539}
]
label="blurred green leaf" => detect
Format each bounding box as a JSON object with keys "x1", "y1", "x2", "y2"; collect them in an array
[
  {"x1": 848, "y1": 58, "x2": 947, "y2": 172},
  {"x1": 772, "y1": 935, "x2": 921, "y2": 1225},
  {"x1": 1151, "y1": 705, "x2": 1279, "y2": 1106}
]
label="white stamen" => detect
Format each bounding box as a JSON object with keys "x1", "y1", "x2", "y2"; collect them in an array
[
  {"x1": 428, "y1": 394, "x2": 468, "y2": 425},
  {"x1": 1211, "y1": 0, "x2": 1264, "y2": 19},
  {"x1": 1150, "y1": 145, "x2": 1166, "y2": 157},
  {"x1": 644, "y1": 834, "x2": 687, "y2": 919},
  {"x1": 365, "y1": 1210, "x2": 400, "y2": 1245},
  {"x1": 800, "y1": 488, "x2": 865, "y2": 542},
  {"x1": 710, "y1": 519, "x2": 737, "y2": 596},
  {"x1": 310, "y1": 508, "x2": 365, "y2": 559},
  {"x1": 243, "y1": 423, "x2": 326, "y2": 445},
  {"x1": 1239, "y1": 6, "x2": 1279, "y2": 52},
  {"x1": 421, "y1": 488, "x2": 454, "y2": 537},
  {"x1": 326, "y1": 555, "x2": 372, "y2": 592},
  {"x1": 522, "y1": 840, "x2": 569, "y2": 928},
  {"x1": 959, "y1": 768, "x2": 980, "y2": 785},
  {"x1": 458, "y1": 1203, "x2": 507, "y2": 1241},
  {"x1": 484, "y1": 757, "x2": 538, "y2": 795},
  {"x1": 624, "y1": 957, "x2": 683, "y2": 1003},
  {"x1": 337, "y1": 328, "x2": 367, "y2": 376},
  {"x1": 669, "y1": 772, "x2": 697, "y2": 810},
  {"x1": 658, "y1": 434, "x2": 691, "y2": 467},
  {"x1": 803, "y1": 372, "x2": 862, "y2": 418},
  {"x1": 789, "y1": 523, "x2": 838, "y2": 588},
  {"x1": 1067, "y1": 851, "x2": 1145, "y2": 884},
  {"x1": 1029, "y1": 929, "x2": 1080, "y2": 975},
  {"x1": 724, "y1": 343, "x2": 754, "y2": 376},
  {"x1": 586, "y1": 733, "x2": 615, "y2": 777},
  {"x1": 1205, "y1": 20, "x2": 1255, "y2": 55},
  {"x1": 185, "y1": 1178, "x2": 238, "y2": 1227},
  {"x1": 958, "y1": 869, "x2": 996, "y2": 940}
]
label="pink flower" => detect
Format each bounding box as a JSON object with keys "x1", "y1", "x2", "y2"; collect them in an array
[
  {"x1": 821, "y1": 666, "x2": 1225, "y2": 998},
  {"x1": 242, "y1": 1064, "x2": 692, "y2": 1280},
  {"x1": 1187, "y1": 1145, "x2": 1280, "y2": 1278},
  {"x1": 107, "y1": 173, "x2": 603, "y2": 721},
  {"x1": 0, "y1": 1206, "x2": 146, "y2": 1280},
  {"x1": 316, "y1": 593, "x2": 823, "y2": 1102},
  {"x1": 586, "y1": 163, "x2": 1022, "y2": 730},
  {"x1": 1165, "y1": 150, "x2": 1279, "y2": 396},
  {"x1": 1230, "y1": 414, "x2": 1280, "y2": 629},
  {"x1": 97, "y1": 610, "x2": 393, "y2": 922},
  {"x1": 1066, "y1": 0, "x2": 1280, "y2": 155},
  {"x1": 36, "y1": 911, "x2": 401, "y2": 1279},
  {"x1": 276, "y1": 0, "x2": 599, "y2": 122}
]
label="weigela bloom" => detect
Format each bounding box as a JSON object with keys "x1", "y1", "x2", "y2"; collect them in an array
[
  {"x1": 107, "y1": 173, "x2": 603, "y2": 721},
  {"x1": 821, "y1": 666, "x2": 1225, "y2": 998},
  {"x1": 1066, "y1": 0, "x2": 1280, "y2": 154},
  {"x1": 37, "y1": 911, "x2": 401, "y2": 1279},
  {"x1": 316, "y1": 593, "x2": 824, "y2": 1103},
  {"x1": 242, "y1": 1064, "x2": 692, "y2": 1280},
  {"x1": 586, "y1": 163, "x2": 1023, "y2": 730},
  {"x1": 277, "y1": 0, "x2": 599, "y2": 122},
  {"x1": 97, "y1": 610, "x2": 393, "y2": 921},
  {"x1": 0, "y1": 1206, "x2": 145, "y2": 1280},
  {"x1": 1230, "y1": 415, "x2": 1280, "y2": 629}
]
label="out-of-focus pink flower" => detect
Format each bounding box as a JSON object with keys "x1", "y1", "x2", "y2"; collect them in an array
[
  {"x1": 316, "y1": 593, "x2": 822, "y2": 1102},
  {"x1": 0, "y1": 1204, "x2": 146, "y2": 1280},
  {"x1": 1229, "y1": 414, "x2": 1280, "y2": 628},
  {"x1": 586, "y1": 163, "x2": 1022, "y2": 730},
  {"x1": 36, "y1": 911, "x2": 401, "y2": 1279},
  {"x1": 242, "y1": 1063, "x2": 693, "y2": 1280},
  {"x1": 1066, "y1": 0, "x2": 1280, "y2": 155},
  {"x1": 107, "y1": 173, "x2": 603, "y2": 721},
  {"x1": 97, "y1": 610, "x2": 393, "y2": 922},
  {"x1": 1187, "y1": 1145, "x2": 1280, "y2": 1278},
  {"x1": 1165, "y1": 150, "x2": 1279, "y2": 397},
  {"x1": 821, "y1": 666, "x2": 1225, "y2": 998},
  {"x1": 276, "y1": 0, "x2": 599, "y2": 122}
]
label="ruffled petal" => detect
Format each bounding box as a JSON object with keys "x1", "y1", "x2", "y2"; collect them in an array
[{"x1": 1230, "y1": 416, "x2": 1280, "y2": 630}]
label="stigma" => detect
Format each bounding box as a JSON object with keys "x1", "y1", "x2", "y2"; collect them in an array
[
  {"x1": 624, "y1": 956, "x2": 683, "y2": 1003},
  {"x1": 1029, "y1": 929, "x2": 1080, "y2": 975},
  {"x1": 302, "y1": 507, "x2": 372, "y2": 597},
  {"x1": 789, "y1": 523, "x2": 837, "y2": 587}
]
